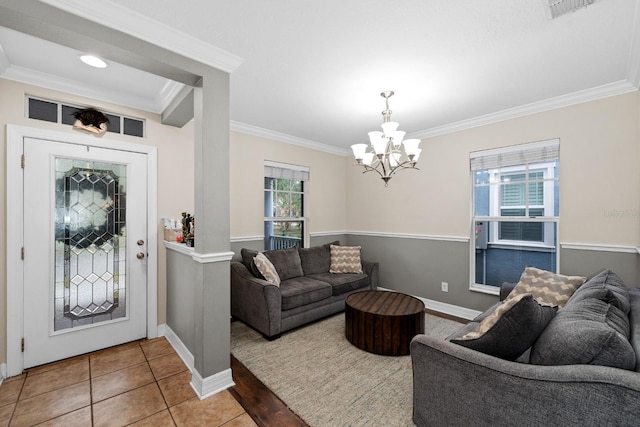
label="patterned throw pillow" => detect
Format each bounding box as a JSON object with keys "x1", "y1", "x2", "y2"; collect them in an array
[
  {"x1": 505, "y1": 266, "x2": 586, "y2": 309},
  {"x1": 253, "y1": 252, "x2": 281, "y2": 286},
  {"x1": 450, "y1": 293, "x2": 557, "y2": 360},
  {"x1": 329, "y1": 245, "x2": 363, "y2": 274}
]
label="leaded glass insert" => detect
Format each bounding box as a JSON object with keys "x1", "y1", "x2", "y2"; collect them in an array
[{"x1": 54, "y1": 158, "x2": 127, "y2": 331}]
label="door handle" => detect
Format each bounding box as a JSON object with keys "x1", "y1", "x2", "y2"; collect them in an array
[
  {"x1": 136, "y1": 252, "x2": 145, "y2": 259},
  {"x1": 137, "y1": 240, "x2": 144, "y2": 246}
]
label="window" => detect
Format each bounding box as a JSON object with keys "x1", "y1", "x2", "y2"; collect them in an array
[
  {"x1": 26, "y1": 96, "x2": 145, "y2": 137},
  {"x1": 264, "y1": 161, "x2": 308, "y2": 250},
  {"x1": 471, "y1": 140, "x2": 559, "y2": 291}
]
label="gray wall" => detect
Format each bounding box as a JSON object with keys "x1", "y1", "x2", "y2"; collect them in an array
[
  {"x1": 560, "y1": 248, "x2": 640, "y2": 286},
  {"x1": 166, "y1": 249, "x2": 196, "y2": 354}
]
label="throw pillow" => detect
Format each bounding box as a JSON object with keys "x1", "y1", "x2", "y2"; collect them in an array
[
  {"x1": 329, "y1": 245, "x2": 363, "y2": 274},
  {"x1": 449, "y1": 293, "x2": 557, "y2": 360},
  {"x1": 240, "y1": 248, "x2": 265, "y2": 280},
  {"x1": 253, "y1": 252, "x2": 281, "y2": 286},
  {"x1": 505, "y1": 266, "x2": 586, "y2": 309},
  {"x1": 530, "y1": 297, "x2": 636, "y2": 370}
]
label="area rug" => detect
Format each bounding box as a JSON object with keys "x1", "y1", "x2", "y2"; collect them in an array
[{"x1": 230, "y1": 312, "x2": 463, "y2": 427}]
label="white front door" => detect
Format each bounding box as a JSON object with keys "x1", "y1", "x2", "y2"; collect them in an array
[{"x1": 22, "y1": 137, "x2": 148, "y2": 368}]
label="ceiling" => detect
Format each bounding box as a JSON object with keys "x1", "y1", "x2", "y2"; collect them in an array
[{"x1": 0, "y1": 0, "x2": 638, "y2": 153}]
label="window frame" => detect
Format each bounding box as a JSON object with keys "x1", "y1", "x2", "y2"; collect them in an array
[
  {"x1": 263, "y1": 161, "x2": 308, "y2": 250},
  {"x1": 469, "y1": 139, "x2": 560, "y2": 295}
]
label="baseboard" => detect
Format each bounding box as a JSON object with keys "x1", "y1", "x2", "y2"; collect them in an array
[
  {"x1": 190, "y1": 368, "x2": 235, "y2": 400},
  {"x1": 378, "y1": 287, "x2": 482, "y2": 320},
  {"x1": 159, "y1": 324, "x2": 235, "y2": 399}
]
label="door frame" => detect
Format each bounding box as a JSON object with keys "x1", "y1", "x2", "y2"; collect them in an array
[{"x1": 6, "y1": 124, "x2": 158, "y2": 377}]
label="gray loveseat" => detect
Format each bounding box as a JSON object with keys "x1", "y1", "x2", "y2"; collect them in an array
[
  {"x1": 231, "y1": 243, "x2": 378, "y2": 339},
  {"x1": 411, "y1": 269, "x2": 640, "y2": 426}
]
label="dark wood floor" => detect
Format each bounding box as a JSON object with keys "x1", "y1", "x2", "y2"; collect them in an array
[{"x1": 229, "y1": 310, "x2": 467, "y2": 426}]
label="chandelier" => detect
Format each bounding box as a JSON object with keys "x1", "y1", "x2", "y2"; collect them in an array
[{"x1": 351, "y1": 91, "x2": 421, "y2": 185}]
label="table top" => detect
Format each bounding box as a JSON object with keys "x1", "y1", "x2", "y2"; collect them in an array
[{"x1": 345, "y1": 290, "x2": 424, "y2": 316}]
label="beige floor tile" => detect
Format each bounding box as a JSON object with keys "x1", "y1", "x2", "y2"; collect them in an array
[
  {"x1": 35, "y1": 406, "x2": 92, "y2": 426},
  {"x1": 91, "y1": 361, "x2": 155, "y2": 403},
  {"x1": 92, "y1": 382, "x2": 167, "y2": 427},
  {"x1": 0, "y1": 403, "x2": 15, "y2": 427},
  {"x1": 170, "y1": 391, "x2": 245, "y2": 427},
  {"x1": 90, "y1": 344, "x2": 147, "y2": 377},
  {"x1": 140, "y1": 338, "x2": 175, "y2": 361},
  {"x1": 0, "y1": 375, "x2": 25, "y2": 407},
  {"x1": 129, "y1": 409, "x2": 176, "y2": 426},
  {"x1": 21, "y1": 356, "x2": 89, "y2": 400},
  {"x1": 148, "y1": 353, "x2": 188, "y2": 381},
  {"x1": 10, "y1": 381, "x2": 90, "y2": 427},
  {"x1": 157, "y1": 371, "x2": 196, "y2": 407},
  {"x1": 25, "y1": 354, "x2": 88, "y2": 377},
  {"x1": 221, "y1": 413, "x2": 258, "y2": 427}
]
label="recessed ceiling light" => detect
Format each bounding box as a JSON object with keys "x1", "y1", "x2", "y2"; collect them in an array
[{"x1": 79, "y1": 54, "x2": 108, "y2": 69}]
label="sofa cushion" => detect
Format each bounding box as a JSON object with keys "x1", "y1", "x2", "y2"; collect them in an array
[
  {"x1": 279, "y1": 277, "x2": 333, "y2": 311},
  {"x1": 298, "y1": 241, "x2": 338, "y2": 275},
  {"x1": 329, "y1": 245, "x2": 363, "y2": 274},
  {"x1": 449, "y1": 293, "x2": 557, "y2": 360},
  {"x1": 253, "y1": 252, "x2": 280, "y2": 286},
  {"x1": 306, "y1": 272, "x2": 370, "y2": 296},
  {"x1": 505, "y1": 266, "x2": 586, "y2": 308},
  {"x1": 568, "y1": 269, "x2": 630, "y2": 314},
  {"x1": 240, "y1": 248, "x2": 265, "y2": 280},
  {"x1": 531, "y1": 297, "x2": 636, "y2": 370},
  {"x1": 263, "y1": 247, "x2": 304, "y2": 281}
]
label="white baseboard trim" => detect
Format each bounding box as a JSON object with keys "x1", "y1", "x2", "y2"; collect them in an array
[
  {"x1": 190, "y1": 368, "x2": 235, "y2": 400},
  {"x1": 159, "y1": 324, "x2": 235, "y2": 399},
  {"x1": 378, "y1": 287, "x2": 482, "y2": 320},
  {"x1": 161, "y1": 324, "x2": 195, "y2": 371}
]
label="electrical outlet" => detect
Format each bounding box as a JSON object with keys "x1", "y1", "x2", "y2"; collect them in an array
[{"x1": 441, "y1": 282, "x2": 448, "y2": 292}]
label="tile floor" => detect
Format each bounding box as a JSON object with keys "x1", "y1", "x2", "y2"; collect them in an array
[{"x1": 0, "y1": 338, "x2": 257, "y2": 426}]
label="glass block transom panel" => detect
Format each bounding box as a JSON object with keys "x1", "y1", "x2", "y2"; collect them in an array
[{"x1": 54, "y1": 158, "x2": 127, "y2": 331}]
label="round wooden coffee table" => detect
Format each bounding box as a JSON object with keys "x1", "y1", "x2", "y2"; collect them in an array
[{"x1": 345, "y1": 290, "x2": 425, "y2": 356}]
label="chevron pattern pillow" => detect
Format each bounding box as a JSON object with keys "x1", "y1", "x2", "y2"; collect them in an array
[
  {"x1": 506, "y1": 266, "x2": 586, "y2": 309},
  {"x1": 253, "y1": 252, "x2": 281, "y2": 286},
  {"x1": 329, "y1": 245, "x2": 363, "y2": 274}
]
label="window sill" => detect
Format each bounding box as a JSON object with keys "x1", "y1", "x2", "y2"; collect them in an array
[
  {"x1": 469, "y1": 283, "x2": 500, "y2": 296},
  {"x1": 484, "y1": 242, "x2": 556, "y2": 252}
]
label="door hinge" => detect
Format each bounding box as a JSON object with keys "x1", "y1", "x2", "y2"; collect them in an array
[
  {"x1": 21, "y1": 338, "x2": 24, "y2": 353},
  {"x1": 21, "y1": 247, "x2": 24, "y2": 260},
  {"x1": 21, "y1": 154, "x2": 25, "y2": 169}
]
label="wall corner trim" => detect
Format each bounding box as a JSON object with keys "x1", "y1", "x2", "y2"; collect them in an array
[
  {"x1": 164, "y1": 241, "x2": 234, "y2": 263},
  {"x1": 190, "y1": 369, "x2": 235, "y2": 400}
]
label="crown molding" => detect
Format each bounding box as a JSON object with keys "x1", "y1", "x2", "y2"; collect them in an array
[
  {"x1": 156, "y1": 81, "x2": 187, "y2": 113},
  {"x1": 39, "y1": 0, "x2": 243, "y2": 74},
  {"x1": 230, "y1": 120, "x2": 351, "y2": 156},
  {"x1": 409, "y1": 79, "x2": 638, "y2": 140},
  {"x1": 2, "y1": 64, "x2": 165, "y2": 113}
]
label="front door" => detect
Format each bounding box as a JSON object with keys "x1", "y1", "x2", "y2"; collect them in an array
[{"x1": 23, "y1": 137, "x2": 148, "y2": 368}]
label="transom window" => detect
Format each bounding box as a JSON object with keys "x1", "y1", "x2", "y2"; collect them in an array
[
  {"x1": 471, "y1": 140, "x2": 559, "y2": 292},
  {"x1": 263, "y1": 161, "x2": 308, "y2": 250}
]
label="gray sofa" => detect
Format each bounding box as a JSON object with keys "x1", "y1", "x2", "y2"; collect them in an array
[
  {"x1": 411, "y1": 269, "x2": 640, "y2": 426},
  {"x1": 231, "y1": 243, "x2": 378, "y2": 339}
]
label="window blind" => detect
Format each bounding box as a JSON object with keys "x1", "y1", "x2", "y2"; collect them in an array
[
  {"x1": 264, "y1": 160, "x2": 309, "y2": 181},
  {"x1": 470, "y1": 139, "x2": 559, "y2": 171}
]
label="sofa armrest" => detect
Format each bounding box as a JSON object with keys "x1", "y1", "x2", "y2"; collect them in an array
[
  {"x1": 499, "y1": 281, "x2": 517, "y2": 301},
  {"x1": 230, "y1": 262, "x2": 282, "y2": 337},
  {"x1": 361, "y1": 260, "x2": 379, "y2": 289},
  {"x1": 410, "y1": 334, "x2": 640, "y2": 427}
]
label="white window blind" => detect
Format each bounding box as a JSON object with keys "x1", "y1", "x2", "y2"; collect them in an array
[
  {"x1": 264, "y1": 160, "x2": 309, "y2": 181},
  {"x1": 470, "y1": 139, "x2": 559, "y2": 171}
]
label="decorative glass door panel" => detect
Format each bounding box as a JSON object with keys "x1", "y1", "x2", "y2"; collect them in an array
[
  {"x1": 23, "y1": 137, "x2": 147, "y2": 369},
  {"x1": 54, "y1": 159, "x2": 127, "y2": 331}
]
